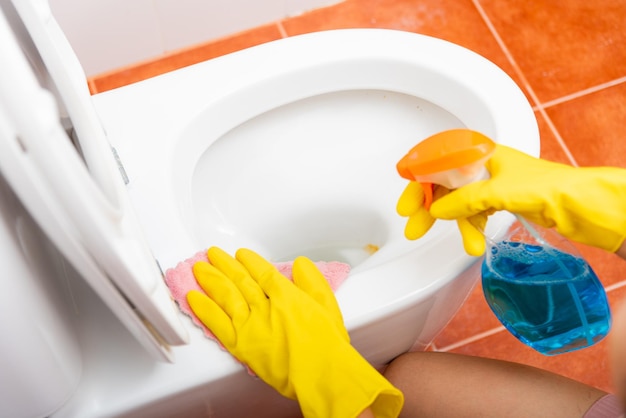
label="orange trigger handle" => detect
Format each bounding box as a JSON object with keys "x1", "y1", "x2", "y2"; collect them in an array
[{"x1": 421, "y1": 182, "x2": 434, "y2": 211}]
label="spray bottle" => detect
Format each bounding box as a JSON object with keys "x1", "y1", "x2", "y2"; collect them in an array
[{"x1": 396, "y1": 129, "x2": 611, "y2": 355}]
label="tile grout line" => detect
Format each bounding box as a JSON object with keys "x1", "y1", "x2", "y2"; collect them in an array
[
  {"x1": 471, "y1": 0, "x2": 579, "y2": 167},
  {"x1": 435, "y1": 326, "x2": 507, "y2": 353},
  {"x1": 606, "y1": 279, "x2": 626, "y2": 293},
  {"x1": 535, "y1": 107, "x2": 579, "y2": 166},
  {"x1": 471, "y1": 0, "x2": 541, "y2": 109},
  {"x1": 532, "y1": 75, "x2": 626, "y2": 167},
  {"x1": 539, "y1": 75, "x2": 626, "y2": 109},
  {"x1": 87, "y1": 77, "x2": 99, "y2": 95},
  {"x1": 276, "y1": 20, "x2": 288, "y2": 38}
]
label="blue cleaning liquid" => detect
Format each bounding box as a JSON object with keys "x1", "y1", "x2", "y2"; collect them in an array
[{"x1": 482, "y1": 241, "x2": 611, "y2": 355}]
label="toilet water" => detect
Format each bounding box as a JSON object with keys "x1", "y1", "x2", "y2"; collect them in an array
[{"x1": 481, "y1": 241, "x2": 611, "y2": 355}]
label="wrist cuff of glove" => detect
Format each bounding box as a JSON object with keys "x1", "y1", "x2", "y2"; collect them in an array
[
  {"x1": 295, "y1": 343, "x2": 404, "y2": 418},
  {"x1": 367, "y1": 385, "x2": 405, "y2": 418}
]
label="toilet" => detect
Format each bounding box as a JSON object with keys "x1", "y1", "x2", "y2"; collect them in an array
[{"x1": 0, "y1": 0, "x2": 539, "y2": 417}]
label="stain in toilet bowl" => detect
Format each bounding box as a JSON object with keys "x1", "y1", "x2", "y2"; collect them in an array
[{"x1": 364, "y1": 244, "x2": 379, "y2": 254}]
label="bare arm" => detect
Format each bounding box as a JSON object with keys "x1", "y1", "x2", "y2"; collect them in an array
[
  {"x1": 357, "y1": 408, "x2": 375, "y2": 418},
  {"x1": 384, "y1": 351, "x2": 606, "y2": 418},
  {"x1": 617, "y1": 240, "x2": 626, "y2": 259},
  {"x1": 611, "y1": 239, "x2": 626, "y2": 407}
]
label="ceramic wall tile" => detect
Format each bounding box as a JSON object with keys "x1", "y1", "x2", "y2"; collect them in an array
[
  {"x1": 545, "y1": 82, "x2": 626, "y2": 168},
  {"x1": 431, "y1": 283, "x2": 503, "y2": 350},
  {"x1": 477, "y1": 0, "x2": 626, "y2": 103},
  {"x1": 449, "y1": 327, "x2": 615, "y2": 392}
]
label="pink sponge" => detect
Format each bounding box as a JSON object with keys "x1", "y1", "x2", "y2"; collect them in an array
[{"x1": 164, "y1": 250, "x2": 351, "y2": 342}]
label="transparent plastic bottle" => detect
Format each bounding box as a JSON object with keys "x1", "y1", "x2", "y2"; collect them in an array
[{"x1": 482, "y1": 220, "x2": 610, "y2": 355}]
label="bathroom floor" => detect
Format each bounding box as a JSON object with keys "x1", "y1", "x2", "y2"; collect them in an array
[{"x1": 88, "y1": 0, "x2": 626, "y2": 397}]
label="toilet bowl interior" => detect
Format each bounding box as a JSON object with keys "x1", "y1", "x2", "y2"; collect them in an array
[
  {"x1": 167, "y1": 47, "x2": 507, "y2": 271},
  {"x1": 185, "y1": 88, "x2": 464, "y2": 267}
]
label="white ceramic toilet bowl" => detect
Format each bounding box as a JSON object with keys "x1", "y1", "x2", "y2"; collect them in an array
[
  {"x1": 94, "y1": 28, "x2": 538, "y2": 332},
  {"x1": 2, "y1": 3, "x2": 539, "y2": 414},
  {"x1": 76, "y1": 28, "x2": 538, "y2": 416}
]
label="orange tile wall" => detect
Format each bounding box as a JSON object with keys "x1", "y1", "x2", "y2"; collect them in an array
[{"x1": 88, "y1": 0, "x2": 626, "y2": 397}]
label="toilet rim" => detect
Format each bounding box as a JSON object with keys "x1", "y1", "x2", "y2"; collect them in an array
[
  {"x1": 172, "y1": 28, "x2": 538, "y2": 183},
  {"x1": 98, "y1": 28, "x2": 538, "y2": 271}
]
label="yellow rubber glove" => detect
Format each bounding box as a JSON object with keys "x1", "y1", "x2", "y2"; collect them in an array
[
  {"x1": 397, "y1": 181, "x2": 487, "y2": 256},
  {"x1": 187, "y1": 247, "x2": 404, "y2": 418},
  {"x1": 430, "y1": 144, "x2": 626, "y2": 255}
]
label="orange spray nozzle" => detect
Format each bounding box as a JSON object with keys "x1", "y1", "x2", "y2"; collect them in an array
[
  {"x1": 396, "y1": 129, "x2": 497, "y2": 209},
  {"x1": 397, "y1": 129, "x2": 496, "y2": 188}
]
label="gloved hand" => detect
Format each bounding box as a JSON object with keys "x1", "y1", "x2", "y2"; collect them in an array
[
  {"x1": 187, "y1": 247, "x2": 403, "y2": 418},
  {"x1": 427, "y1": 144, "x2": 626, "y2": 255},
  {"x1": 397, "y1": 181, "x2": 487, "y2": 256}
]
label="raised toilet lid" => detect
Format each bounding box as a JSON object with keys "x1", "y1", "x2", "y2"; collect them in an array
[{"x1": 0, "y1": 0, "x2": 188, "y2": 361}]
